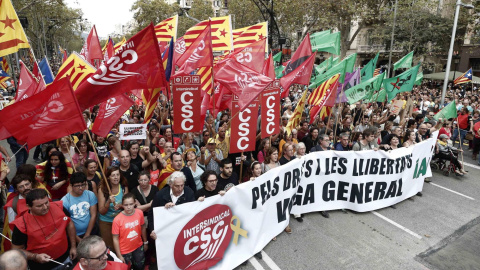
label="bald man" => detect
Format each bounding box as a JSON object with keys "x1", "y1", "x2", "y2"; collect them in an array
[{"x1": 0, "y1": 250, "x2": 28, "y2": 270}]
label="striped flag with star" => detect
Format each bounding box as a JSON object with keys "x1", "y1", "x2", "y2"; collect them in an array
[
  {"x1": 307, "y1": 74, "x2": 340, "y2": 106},
  {"x1": 453, "y1": 68, "x2": 473, "y2": 85},
  {"x1": 54, "y1": 52, "x2": 96, "y2": 90},
  {"x1": 114, "y1": 37, "x2": 126, "y2": 52},
  {"x1": 1, "y1": 57, "x2": 10, "y2": 73},
  {"x1": 155, "y1": 15, "x2": 178, "y2": 45},
  {"x1": 0, "y1": 0, "x2": 30, "y2": 57},
  {"x1": 232, "y1": 22, "x2": 268, "y2": 52},
  {"x1": 184, "y1": 16, "x2": 233, "y2": 51}
]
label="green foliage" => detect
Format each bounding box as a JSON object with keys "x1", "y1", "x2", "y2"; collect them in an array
[
  {"x1": 226, "y1": 0, "x2": 263, "y2": 29},
  {"x1": 12, "y1": 0, "x2": 84, "y2": 59}
]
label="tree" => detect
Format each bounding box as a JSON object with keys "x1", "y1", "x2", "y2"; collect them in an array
[
  {"x1": 12, "y1": 0, "x2": 84, "y2": 60},
  {"x1": 226, "y1": 0, "x2": 264, "y2": 29}
]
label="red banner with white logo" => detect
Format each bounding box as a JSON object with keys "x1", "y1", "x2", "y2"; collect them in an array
[
  {"x1": 91, "y1": 94, "x2": 134, "y2": 138},
  {"x1": 261, "y1": 80, "x2": 281, "y2": 139},
  {"x1": 230, "y1": 95, "x2": 258, "y2": 154},
  {"x1": 172, "y1": 75, "x2": 203, "y2": 134}
]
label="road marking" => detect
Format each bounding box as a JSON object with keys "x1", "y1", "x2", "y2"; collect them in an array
[
  {"x1": 249, "y1": 257, "x2": 265, "y2": 270},
  {"x1": 372, "y1": 211, "x2": 422, "y2": 239},
  {"x1": 261, "y1": 251, "x2": 282, "y2": 270},
  {"x1": 430, "y1": 183, "x2": 475, "y2": 200},
  {"x1": 462, "y1": 162, "x2": 480, "y2": 170}
]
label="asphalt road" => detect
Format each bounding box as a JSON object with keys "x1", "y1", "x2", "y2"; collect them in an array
[{"x1": 3, "y1": 142, "x2": 480, "y2": 270}]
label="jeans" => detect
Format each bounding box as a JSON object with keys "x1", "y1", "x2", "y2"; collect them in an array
[
  {"x1": 123, "y1": 245, "x2": 145, "y2": 270},
  {"x1": 451, "y1": 128, "x2": 467, "y2": 149}
]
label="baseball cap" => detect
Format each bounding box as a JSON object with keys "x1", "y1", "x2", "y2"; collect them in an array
[{"x1": 207, "y1": 138, "x2": 216, "y2": 144}]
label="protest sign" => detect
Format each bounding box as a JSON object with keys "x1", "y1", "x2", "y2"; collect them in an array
[
  {"x1": 119, "y1": 124, "x2": 147, "y2": 140},
  {"x1": 230, "y1": 95, "x2": 259, "y2": 154},
  {"x1": 261, "y1": 80, "x2": 281, "y2": 139},
  {"x1": 390, "y1": 99, "x2": 404, "y2": 115},
  {"x1": 172, "y1": 75, "x2": 203, "y2": 133},
  {"x1": 153, "y1": 132, "x2": 438, "y2": 269}
]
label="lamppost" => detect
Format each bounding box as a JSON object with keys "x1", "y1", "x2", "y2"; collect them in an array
[
  {"x1": 386, "y1": 0, "x2": 398, "y2": 79},
  {"x1": 452, "y1": 51, "x2": 461, "y2": 81},
  {"x1": 440, "y1": 0, "x2": 474, "y2": 108}
]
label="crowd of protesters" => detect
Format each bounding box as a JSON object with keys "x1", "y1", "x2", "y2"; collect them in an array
[{"x1": 0, "y1": 77, "x2": 479, "y2": 269}]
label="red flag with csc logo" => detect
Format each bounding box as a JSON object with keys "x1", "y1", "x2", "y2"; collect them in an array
[
  {"x1": 91, "y1": 93, "x2": 134, "y2": 138},
  {"x1": 0, "y1": 78, "x2": 86, "y2": 147},
  {"x1": 75, "y1": 23, "x2": 167, "y2": 110}
]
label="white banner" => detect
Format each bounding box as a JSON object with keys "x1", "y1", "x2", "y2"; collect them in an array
[
  {"x1": 153, "y1": 132, "x2": 438, "y2": 270},
  {"x1": 119, "y1": 124, "x2": 147, "y2": 140}
]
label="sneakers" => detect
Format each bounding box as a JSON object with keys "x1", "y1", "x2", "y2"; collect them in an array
[
  {"x1": 284, "y1": 225, "x2": 292, "y2": 234},
  {"x1": 319, "y1": 211, "x2": 330, "y2": 218}
]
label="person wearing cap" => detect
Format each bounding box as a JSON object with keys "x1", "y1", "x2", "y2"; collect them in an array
[
  {"x1": 436, "y1": 134, "x2": 466, "y2": 175},
  {"x1": 204, "y1": 138, "x2": 223, "y2": 174}
]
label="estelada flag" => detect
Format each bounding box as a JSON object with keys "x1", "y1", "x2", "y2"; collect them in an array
[
  {"x1": 155, "y1": 15, "x2": 178, "y2": 43},
  {"x1": 55, "y1": 52, "x2": 96, "y2": 91},
  {"x1": 15, "y1": 61, "x2": 39, "y2": 102},
  {"x1": 184, "y1": 16, "x2": 233, "y2": 51},
  {"x1": 75, "y1": 23, "x2": 168, "y2": 110},
  {"x1": 197, "y1": 67, "x2": 213, "y2": 95},
  {"x1": 454, "y1": 68, "x2": 473, "y2": 85},
  {"x1": 215, "y1": 58, "x2": 273, "y2": 112},
  {"x1": 280, "y1": 53, "x2": 315, "y2": 98},
  {"x1": 285, "y1": 90, "x2": 307, "y2": 135},
  {"x1": 0, "y1": 78, "x2": 87, "y2": 147},
  {"x1": 0, "y1": 0, "x2": 30, "y2": 57},
  {"x1": 79, "y1": 25, "x2": 103, "y2": 65},
  {"x1": 176, "y1": 24, "x2": 213, "y2": 76},
  {"x1": 233, "y1": 22, "x2": 268, "y2": 52},
  {"x1": 91, "y1": 94, "x2": 134, "y2": 137}
]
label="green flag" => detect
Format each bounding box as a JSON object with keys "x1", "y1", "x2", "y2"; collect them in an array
[
  {"x1": 332, "y1": 57, "x2": 340, "y2": 66},
  {"x1": 361, "y1": 53, "x2": 379, "y2": 82},
  {"x1": 311, "y1": 31, "x2": 341, "y2": 55},
  {"x1": 311, "y1": 30, "x2": 331, "y2": 39},
  {"x1": 364, "y1": 88, "x2": 386, "y2": 103},
  {"x1": 414, "y1": 71, "x2": 423, "y2": 86},
  {"x1": 393, "y1": 51, "x2": 414, "y2": 71},
  {"x1": 433, "y1": 100, "x2": 457, "y2": 120},
  {"x1": 275, "y1": 65, "x2": 285, "y2": 79},
  {"x1": 384, "y1": 64, "x2": 420, "y2": 101},
  {"x1": 309, "y1": 59, "x2": 346, "y2": 88},
  {"x1": 345, "y1": 73, "x2": 384, "y2": 104},
  {"x1": 344, "y1": 53, "x2": 357, "y2": 74},
  {"x1": 273, "y1": 52, "x2": 282, "y2": 63}
]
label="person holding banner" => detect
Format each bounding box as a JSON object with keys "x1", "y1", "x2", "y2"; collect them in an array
[
  {"x1": 195, "y1": 171, "x2": 226, "y2": 200},
  {"x1": 302, "y1": 127, "x2": 319, "y2": 154}
]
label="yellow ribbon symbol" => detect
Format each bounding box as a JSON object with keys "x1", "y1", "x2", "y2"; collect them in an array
[{"x1": 230, "y1": 215, "x2": 248, "y2": 245}]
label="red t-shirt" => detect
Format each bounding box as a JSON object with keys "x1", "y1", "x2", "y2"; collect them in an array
[
  {"x1": 112, "y1": 209, "x2": 144, "y2": 254},
  {"x1": 474, "y1": 122, "x2": 480, "y2": 139},
  {"x1": 73, "y1": 261, "x2": 129, "y2": 270}
]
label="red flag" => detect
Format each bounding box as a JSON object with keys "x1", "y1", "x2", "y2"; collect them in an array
[
  {"x1": 261, "y1": 81, "x2": 281, "y2": 138},
  {"x1": 226, "y1": 38, "x2": 266, "y2": 73},
  {"x1": 215, "y1": 59, "x2": 273, "y2": 112},
  {"x1": 0, "y1": 78, "x2": 86, "y2": 147},
  {"x1": 172, "y1": 75, "x2": 203, "y2": 133},
  {"x1": 32, "y1": 61, "x2": 40, "y2": 79},
  {"x1": 262, "y1": 52, "x2": 275, "y2": 80},
  {"x1": 283, "y1": 33, "x2": 311, "y2": 76},
  {"x1": 176, "y1": 24, "x2": 213, "y2": 75},
  {"x1": 0, "y1": 127, "x2": 11, "y2": 141},
  {"x1": 79, "y1": 25, "x2": 103, "y2": 65},
  {"x1": 212, "y1": 84, "x2": 232, "y2": 113},
  {"x1": 15, "y1": 61, "x2": 38, "y2": 102},
  {"x1": 173, "y1": 36, "x2": 186, "y2": 67},
  {"x1": 230, "y1": 95, "x2": 259, "y2": 154},
  {"x1": 75, "y1": 24, "x2": 167, "y2": 110},
  {"x1": 200, "y1": 91, "x2": 211, "y2": 123},
  {"x1": 91, "y1": 94, "x2": 134, "y2": 137},
  {"x1": 280, "y1": 53, "x2": 315, "y2": 98},
  {"x1": 103, "y1": 38, "x2": 114, "y2": 63}
]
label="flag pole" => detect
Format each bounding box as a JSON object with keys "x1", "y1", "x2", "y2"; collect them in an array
[
  {"x1": 239, "y1": 151, "x2": 244, "y2": 183},
  {"x1": 5, "y1": 143, "x2": 27, "y2": 165},
  {"x1": 86, "y1": 131, "x2": 111, "y2": 194}
]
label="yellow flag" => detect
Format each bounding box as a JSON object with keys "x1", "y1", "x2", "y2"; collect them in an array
[
  {"x1": 233, "y1": 22, "x2": 268, "y2": 51},
  {"x1": 114, "y1": 37, "x2": 126, "y2": 52},
  {"x1": 55, "y1": 52, "x2": 96, "y2": 90},
  {"x1": 285, "y1": 90, "x2": 308, "y2": 135},
  {"x1": 184, "y1": 16, "x2": 233, "y2": 51},
  {"x1": 0, "y1": 0, "x2": 30, "y2": 57},
  {"x1": 155, "y1": 15, "x2": 178, "y2": 43}
]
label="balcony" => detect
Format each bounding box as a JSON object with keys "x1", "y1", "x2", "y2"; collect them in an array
[{"x1": 357, "y1": 44, "x2": 403, "y2": 53}]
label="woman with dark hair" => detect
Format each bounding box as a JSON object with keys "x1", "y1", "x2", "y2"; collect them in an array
[
  {"x1": 302, "y1": 127, "x2": 319, "y2": 154},
  {"x1": 98, "y1": 166, "x2": 129, "y2": 249},
  {"x1": 403, "y1": 130, "x2": 417, "y2": 148},
  {"x1": 130, "y1": 171, "x2": 158, "y2": 224},
  {"x1": 242, "y1": 161, "x2": 262, "y2": 183},
  {"x1": 163, "y1": 127, "x2": 180, "y2": 149},
  {"x1": 257, "y1": 138, "x2": 270, "y2": 164},
  {"x1": 126, "y1": 140, "x2": 149, "y2": 170},
  {"x1": 72, "y1": 139, "x2": 97, "y2": 167},
  {"x1": 381, "y1": 135, "x2": 401, "y2": 150},
  {"x1": 261, "y1": 147, "x2": 280, "y2": 173},
  {"x1": 41, "y1": 151, "x2": 72, "y2": 200},
  {"x1": 84, "y1": 159, "x2": 100, "y2": 197}
]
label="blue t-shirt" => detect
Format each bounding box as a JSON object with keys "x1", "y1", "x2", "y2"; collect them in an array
[{"x1": 62, "y1": 190, "x2": 98, "y2": 235}]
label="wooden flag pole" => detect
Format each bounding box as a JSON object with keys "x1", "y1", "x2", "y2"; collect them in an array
[
  {"x1": 86, "y1": 131, "x2": 111, "y2": 194},
  {"x1": 239, "y1": 151, "x2": 244, "y2": 183}
]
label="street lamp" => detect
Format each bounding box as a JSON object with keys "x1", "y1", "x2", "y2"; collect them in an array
[{"x1": 440, "y1": 0, "x2": 474, "y2": 108}]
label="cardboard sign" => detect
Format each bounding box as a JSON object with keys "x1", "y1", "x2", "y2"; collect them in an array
[{"x1": 119, "y1": 124, "x2": 147, "y2": 140}]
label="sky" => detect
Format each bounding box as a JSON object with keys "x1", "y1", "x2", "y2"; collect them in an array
[{"x1": 65, "y1": 0, "x2": 136, "y2": 39}]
